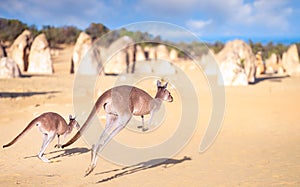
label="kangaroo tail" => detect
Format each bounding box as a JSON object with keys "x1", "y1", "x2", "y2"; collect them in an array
[
  {"x1": 62, "y1": 94, "x2": 106, "y2": 148},
  {"x1": 3, "y1": 117, "x2": 39, "y2": 148}
]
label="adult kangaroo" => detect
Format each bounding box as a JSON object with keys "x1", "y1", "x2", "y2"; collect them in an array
[
  {"x1": 3, "y1": 112, "x2": 80, "y2": 162},
  {"x1": 62, "y1": 80, "x2": 173, "y2": 176}
]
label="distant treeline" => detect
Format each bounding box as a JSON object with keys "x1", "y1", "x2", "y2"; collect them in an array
[
  {"x1": 0, "y1": 18, "x2": 110, "y2": 47},
  {"x1": 0, "y1": 18, "x2": 299, "y2": 59},
  {"x1": 0, "y1": 18, "x2": 162, "y2": 48}
]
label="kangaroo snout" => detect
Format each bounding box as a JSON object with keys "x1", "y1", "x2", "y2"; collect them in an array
[{"x1": 168, "y1": 95, "x2": 173, "y2": 102}]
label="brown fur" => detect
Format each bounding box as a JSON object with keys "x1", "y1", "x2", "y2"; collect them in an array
[
  {"x1": 62, "y1": 80, "x2": 173, "y2": 176},
  {"x1": 3, "y1": 112, "x2": 79, "y2": 162}
]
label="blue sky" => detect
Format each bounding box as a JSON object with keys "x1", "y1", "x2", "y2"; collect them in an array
[{"x1": 0, "y1": 0, "x2": 299, "y2": 43}]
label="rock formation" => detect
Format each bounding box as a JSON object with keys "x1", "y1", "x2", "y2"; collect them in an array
[
  {"x1": 265, "y1": 53, "x2": 280, "y2": 74},
  {"x1": 104, "y1": 36, "x2": 134, "y2": 74},
  {"x1": 135, "y1": 45, "x2": 146, "y2": 61},
  {"x1": 255, "y1": 52, "x2": 265, "y2": 76},
  {"x1": 156, "y1": 44, "x2": 169, "y2": 60},
  {"x1": 9, "y1": 30, "x2": 32, "y2": 72},
  {"x1": 0, "y1": 57, "x2": 21, "y2": 78},
  {"x1": 28, "y1": 33, "x2": 53, "y2": 74},
  {"x1": 0, "y1": 44, "x2": 6, "y2": 58},
  {"x1": 219, "y1": 59, "x2": 248, "y2": 86},
  {"x1": 282, "y1": 44, "x2": 300, "y2": 75},
  {"x1": 217, "y1": 39, "x2": 256, "y2": 85},
  {"x1": 77, "y1": 46, "x2": 102, "y2": 75},
  {"x1": 134, "y1": 60, "x2": 176, "y2": 75},
  {"x1": 71, "y1": 32, "x2": 92, "y2": 73},
  {"x1": 169, "y1": 49, "x2": 178, "y2": 61},
  {"x1": 147, "y1": 47, "x2": 157, "y2": 60}
]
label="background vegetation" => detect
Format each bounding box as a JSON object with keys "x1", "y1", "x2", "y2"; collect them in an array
[{"x1": 0, "y1": 18, "x2": 299, "y2": 60}]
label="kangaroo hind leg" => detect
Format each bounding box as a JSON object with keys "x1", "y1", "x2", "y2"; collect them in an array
[
  {"x1": 85, "y1": 115, "x2": 131, "y2": 176},
  {"x1": 85, "y1": 114, "x2": 120, "y2": 176},
  {"x1": 38, "y1": 133, "x2": 55, "y2": 163}
]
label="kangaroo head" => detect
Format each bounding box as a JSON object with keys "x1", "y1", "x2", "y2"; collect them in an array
[
  {"x1": 69, "y1": 115, "x2": 80, "y2": 130},
  {"x1": 155, "y1": 80, "x2": 173, "y2": 102}
]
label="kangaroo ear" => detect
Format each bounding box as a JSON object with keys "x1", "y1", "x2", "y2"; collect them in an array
[
  {"x1": 69, "y1": 115, "x2": 76, "y2": 120},
  {"x1": 163, "y1": 82, "x2": 168, "y2": 88},
  {"x1": 157, "y1": 80, "x2": 162, "y2": 87}
]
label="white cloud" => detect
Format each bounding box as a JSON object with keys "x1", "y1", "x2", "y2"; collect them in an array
[
  {"x1": 135, "y1": 0, "x2": 294, "y2": 35},
  {"x1": 186, "y1": 19, "x2": 212, "y2": 30},
  {"x1": 0, "y1": 0, "x2": 296, "y2": 37},
  {"x1": 136, "y1": 0, "x2": 199, "y2": 15},
  {"x1": 250, "y1": 0, "x2": 293, "y2": 30},
  {"x1": 198, "y1": 0, "x2": 292, "y2": 30},
  {"x1": 0, "y1": 0, "x2": 109, "y2": 29}
]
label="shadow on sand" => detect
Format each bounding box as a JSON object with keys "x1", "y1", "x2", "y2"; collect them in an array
[
  {"x1": 96, "y1": 156, "x2": 192, "y2": 183},
  {"x1": 48, "y1": 147, "x2": 90, "y2": 160},
  {"x1": 23, "y1": 147, "x2": 89, "y2": 160},
  {"x1": 0, "y1": 91, "x2": 60, "y2": 98},
  {"x1": 251, "y1": 74, "x2": 289, "y2": 84}
]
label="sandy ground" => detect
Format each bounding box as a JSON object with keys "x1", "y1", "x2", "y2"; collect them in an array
[{"x1": 0, "y1": 46, "x2": 300, "y2": 186}]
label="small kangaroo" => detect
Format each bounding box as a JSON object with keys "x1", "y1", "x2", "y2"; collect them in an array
[
  {"x1": 62, "y1": 80, "x2": 173, "y2": 176},
  {"x1": 3, "y1": 112, "x2": 80, "y2": 163}
]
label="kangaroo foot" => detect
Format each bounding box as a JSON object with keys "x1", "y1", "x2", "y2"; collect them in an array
[
  {"x1": 38, "y1": 155, "x2": 51, "y2": 163},
  {"x1": 85, "y1": 165, "x2": 95, "y2": 177},
  {"x1": 142, "y1": 127, "x2": 149, "y2": 132}
]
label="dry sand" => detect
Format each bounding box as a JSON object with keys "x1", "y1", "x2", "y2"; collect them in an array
[{"x1": 0, "y1": 46, "x2": 300, "y2": 186}]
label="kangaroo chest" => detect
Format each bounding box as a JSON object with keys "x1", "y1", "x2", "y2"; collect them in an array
[{"x1": 132, "y1": 99, "x2": 151, "y2": 116}]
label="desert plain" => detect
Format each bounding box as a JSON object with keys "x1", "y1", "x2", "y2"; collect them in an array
[{"x1": 0, "y1": 45, "x2": 300, "y2": 186}]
